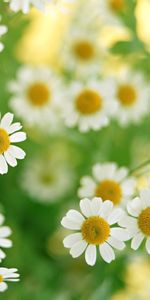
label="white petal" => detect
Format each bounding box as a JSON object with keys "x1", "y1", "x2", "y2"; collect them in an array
[
  {"x1": 127, "y1": 197, "x2": 142, "y2": 217},
  {"x1": 0, "y1": 238, "x2": 12, "y2": 248},
  {"x1": 80, "y1": 198, "x2": 92, "y2": 217},
  {"x1": 107, "y1": 208, "x2": 124, "y2": 225},
  {"x1": 7, "y1": 123, "x2": 22, "y2": 134},
  {"x1": 61, "y1": 217, "x2": 81, "y2": 230},
  {"x1": 4, "y1": 151, "x2": 17, "y2": 167},
  {"x1": 0, "y1": 227, "x2": 11, "y2": 238},
  {"x1": 99, "y1": 243, "x2": 115, "y2": 263},
  {"x1": 85, "y1": 245, "x2": 96, "y2": 266},
  {"x1": 0, "y1": 282, "x2": 7, "y2": 292},
  {"x1": 0, "y1": 113, "x2": 13, "y2": 129},
  {"x1": 140, "y1": 188, "x2": 150, "y2": 208},
  {"x1": 131, "y1": 232, "x2": 144, "y2": 250},
  {"x1": 63, "y1": 233, "x2": 82, "y2": 248},
  {"x1": 66, "y1": 210, "x2": 85, "y2": 225},
  {"x1": 10, "y1": 132, "x2": 26, "y2": 143},
  {"x1": 70, "y1": 240, "x2": 87, "y2": 258},
  {"x1": 110, "y1": 228, "x2": 130, "y2": 241},
  {"x1": 91, "y1": 197, "x2": 102, "y2": 215},
  {"x1": 99, "y1": 200, "x2": 113, "y2": 219},
  {"x1": 9, "y1": 146, "x2": 26, "y2": 160},
  {"x1": 0, "y1": 155, "x2": 8, "y2": 175},
  {"x1": 107, "y1": 236, "x2": 125, "y2": 250},
  {"x1": 146, "y1": 237, "x2": 150, "y2": 254},
  {"x1": 0, "y1": 249, "x2": 6, "y2": 260}
]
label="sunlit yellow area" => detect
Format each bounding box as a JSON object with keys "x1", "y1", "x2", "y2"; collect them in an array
[
  {"x1": 16, "y1": 3, "x2": 76, "y2": 66},
  {"x1": 136, "y1": 0, "x2": 150, "y2": 50}
]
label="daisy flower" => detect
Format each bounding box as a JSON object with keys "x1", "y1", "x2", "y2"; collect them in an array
[
  {"x1": 61, "y1": 27, "x2": 105, "y2": 77},
  {"x1": 78, "y1": 162, "x2": 136, "y2": 206},
  {"x1": 114, "y1": 71, "x2": 150, "y2": 126},
  {"x1": 62, "y1": 79, "x2": 117, "y2": 132},
  {"x1": 0, "y1": 268, "x2": 20, "y2": 292},
  {"x1": 0, "y1": 213, "x2": 12, "y2": 261},
  {"x1": 61, "y1": 197, "x2": 129, "y2": 266},
  {"x1": 0, "y1": 22, "x2": 7, "y2": 52},
  {"x1": 8, "y1": 66, "x2": 62, "y2": 133},
  {"x1": 119, "y1": 188, "x2": 150, "y2": 253},
  {"x1": 21, "y1": 153, "x2": 74, "y2": 203},
  {"x1": 0, "y1": 112, "x2": 26, "y2": 175},
  {"x1": 98, "y1": 0, "x2": 126, "y2": 27},
  {"x1": 8, "y1": 0, "x2": 50, "y2": 13}
]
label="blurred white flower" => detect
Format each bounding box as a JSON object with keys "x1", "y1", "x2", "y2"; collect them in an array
[
  {"x1": 8, "y1": 0, "x2": 75, "y2": 13},
  {"x1": 8, "y1": 0, "x2": 50, "y2": 13},
  {"x1": 61, "y1": 197, "x2": 129, "y2": 265},
  {"x1": 114, "y1": 71, "x2": 150, "y2": 126},
  {"x1": 0, "y1": 214, "x2": 12, "y2": 261},
  {"x1": 78, "y1": 162, "x2": 136, "y2": 207},
  {"x1": 8, "y1": 66, "x2": 63, "y2": 134},
  {"x1": 21, "y1": 153, "x2": 74, "y2": 203},
  {"x1": 0, "y1": 268, "x2": 20, "y2": 292},
  {"x1": 98, "y1": 0, "x2": 126, "y2": 27},
  {"x1": 120, "y1": 188, "x2": 150, "y2": 253},
  {"x1": 60, "y1": 27, "x2": 105, "y2": 77},
  {"x1": 0, "y1": 112, "x2": 26, "y2": 175},
  {"x1": 62, "y1": 79, "x2": 117, "y2": 132},
  {"x1": 0, "y1": 22, "x2": 7, "y2": 52}
]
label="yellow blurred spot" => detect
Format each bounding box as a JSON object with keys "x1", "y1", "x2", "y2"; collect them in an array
[
  {"x1": 16, "y1": 4, "x2": 76, "y2": 66},
  {"x1": 136, "y1": 0, "x2": 150, "y2": 50}
]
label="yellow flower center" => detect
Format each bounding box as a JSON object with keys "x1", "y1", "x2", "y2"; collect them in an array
[
  {"x1": 73, "y1": 40, "x2": 95, "y2": 61},
  {"x1": 109, "y1": 0, "x2": 125, "y2": 12},
  {"x1": 0, "y1": 275, "x2": 3, "y2": 283},
  {"x1": 27, "y1": 82, "x2": 50, "y2": 106},
  {"x1": 138, "y1": 207, "x2": 150, "y2": 236},
  {"x1": 95, "y1": 180, "x2": 122, "y2": 205},
  {"x1": 0, "y1": 128, "x2": 10, "y2": 154},
  {"x1": 117, "y1": 84, "x2": 137, "y2": 107},
  {"x1": 81, "y1": 216, "x2": 110, "y2": 245},
  {"x1": 40, "y1": 173, "x2": 54, "y2": 185},
  {"x1": 76, "y1": 89, "x2": 102, "y2": 115}
]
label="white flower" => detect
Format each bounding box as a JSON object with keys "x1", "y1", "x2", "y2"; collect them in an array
[
  {"x1": 62, "y1": 79, "x2": 118, "y2": 132},
  {"x1": 61, "y1": 197, "x2": 129, "y2": 266},
  {"x1": 0, "y1": 23, "x2": 7, "y2": 52},
  {"x1": 98, "y1": 0, "x2": 125, "y2": 27},
  {"x1": 119, "y1": 188, "x2": 150, "y2": 253},
  {"x1": 8, "y1": 0, "x2": 50, "y2": 13},
  {"x1": 0, "y1": 214, "x2": 12, "y2": 261},
  {"x1": 21, "y1": 153, "x2": 74, "y2": 203},
  {"x1": 0, "y1": 268, "x2": 20, "y2": 292},
  {"x1": 78, "y1": 162, "x2": 136, "y2": 207},
  {"x1": 114, "y1": 71, "x2": 150, "y2": 126},
  {"x1": 8, "y1": 66, "x2": 63, "y2": 133},
  {"x1": 60, "y1": 27, "x2": 106, "y2": 77},
  {"x1": 0, "y1": 112, "x2": 26, "y2": 175}
]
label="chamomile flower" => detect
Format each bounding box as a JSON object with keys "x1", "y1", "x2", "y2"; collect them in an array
[
  {"x1": 98, "y1": 0, "x2": 126, "y2": 26},
  {"x1": 78, "y1": 162, "x2": 136, "y2": 206},
  {"x1": 61, "y1": 28, "x2": 105, "y2": 77},
  {"x1": 119, "y1": 188, "x2": 150, "y2": 253},
  {"x1": 8, "y1": 0, "x2": 50, "y2": 13},
  {"x1": 0, "y1": 268, "x2": 20, "y2": 292},
  {"x1": 61, "y1": 197, "x2": 129, "y2": 266},
  {"x1": 0, "y1": 112, "x2": 26, "y2": 175},
  {"x1": 21, "y1": 153, "x2": 74, "y2": 203},
  {"x1": 62, "y1": 79, "x2": 117, "y2": 132},
  {"x1": 0, "y1": 22, "x2": 7, "y2": 52},
  {"x1": 8, "y1": 66, "x2": 62, "y2": 133},
  {"x1": 0, "y1": 213, "x2": 12, "y2": 261},
  {"x1": 114, "y1": 71, "x2": 150, "y2": 126}
]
